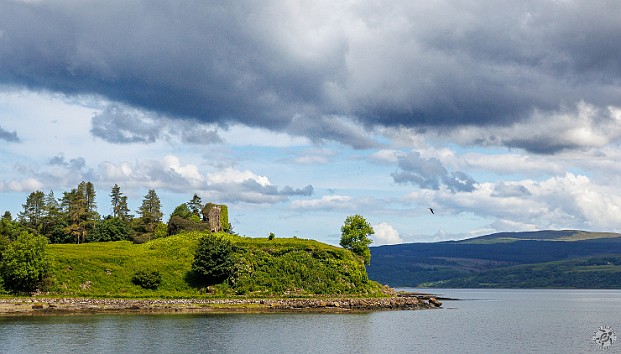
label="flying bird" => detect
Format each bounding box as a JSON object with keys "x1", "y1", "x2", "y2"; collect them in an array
[{"x1": 428, "y1": 208, "x2": 434, "y2": 214}]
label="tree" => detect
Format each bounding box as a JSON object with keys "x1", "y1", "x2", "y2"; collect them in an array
[
  {"x1": 60, "y1": 182, "x2": 100, "y2": 244},
  {"x1": 0, "y1": 231, "x2": 49, "y2": 293},
  {"x1": 18, "y1": 190, "x2": 46, "y2": 232},
  {"x1": 188, "y1": 194, "x2": 202, "y2": 218},
  {"x1": 41, "y1": 190, "x2": 65, "y2": 241},
  {"x1": 167, "y1": 203, "x2": 206, "y2": 236},
  {"x1": 90, "y1": 216, "x2": 131, "y2": 242},
  {"x1": 340, "y1": 214, "x2": 374, "y2": 265},
  {"x1": 110, "y1": 184, "x2": 122, "y2": 218},
  {"x1": 191, "y1": 235, "x2": 234, "y2": 285},
  {"x1": 137, "y1": 189, "x2": 163, "y2": 237},
  {"x1": 110, "y1": 184, "x2": 132, "y2": 221},
  {"x1": 0, "y1": 212, "x2": 23, "y2": 241}
]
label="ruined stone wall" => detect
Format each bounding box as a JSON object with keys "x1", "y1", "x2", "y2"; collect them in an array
[{"x1": 207, "y1": 205, "x2": 221, "y2": 232}]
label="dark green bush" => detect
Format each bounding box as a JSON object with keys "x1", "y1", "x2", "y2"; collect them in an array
[
  {"x1": 132, "y1": 270, "x2": 162, "y2": 289},
  {"x1": 191, "y1": 235, "x2": 234, "y2": 286},
  {"x1": 0, "y1": 231, "x2": 49, "y2": 293}
]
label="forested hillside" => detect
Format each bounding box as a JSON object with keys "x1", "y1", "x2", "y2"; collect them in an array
[{"x1": 367, "y1": 230, "x2": 621, "y2": 288}]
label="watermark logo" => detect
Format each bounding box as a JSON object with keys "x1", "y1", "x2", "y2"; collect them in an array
[{"x1": 592, "y1": 326, "x2": 617, "y2": 350}]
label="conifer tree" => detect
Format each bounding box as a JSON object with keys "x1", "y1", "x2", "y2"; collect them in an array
[
  {"x1": 137, "y1": 189, "x2": 163, "y2": 236},
  {"x1": 18, "y1": 190, "x2": 46, "y2": 232}
]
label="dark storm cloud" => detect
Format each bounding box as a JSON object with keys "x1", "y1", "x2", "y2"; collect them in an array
[
  {"x1": 0, "y1": 125, "x2": 19, "y2": 142},
  {"x1": 392, "y1": 152, "x2": 477, "y2": 192},
  {"x1": 1, "y1": 1, "x2": 621, "y2": 148},
  {"x1": 91, "y1": 105, "x2": 161, "y2": 143}
]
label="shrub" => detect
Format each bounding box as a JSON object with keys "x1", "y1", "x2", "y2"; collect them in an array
[
  {"x1": 268, "y1": 232, "x2": 275, "y2": 240},
  {"x1": 0, "y1": 231, "x2": 49, "y2": 293},
  {"x1": 132, "y1": 270, "x2": 162, "y2": 290},
  {"x1": 191, "y1": 235, "x2": 234, "y2": 286}
]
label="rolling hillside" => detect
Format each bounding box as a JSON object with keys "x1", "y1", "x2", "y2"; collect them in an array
[
  {"x1": 45, "y1": 231, "x2": 384, "y2": 297},
  {"x1": 366, "y1": 230, "x2": 621, "y2": 288}
]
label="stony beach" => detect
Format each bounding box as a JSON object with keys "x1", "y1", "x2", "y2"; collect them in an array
[{"x1": 0, "y1": 294, "x2": 442, "y2": 315}]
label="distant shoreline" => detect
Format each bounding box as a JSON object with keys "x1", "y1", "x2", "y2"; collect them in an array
[{"x1": 0, "y1": 294, "x2": 442, "y2": 315}]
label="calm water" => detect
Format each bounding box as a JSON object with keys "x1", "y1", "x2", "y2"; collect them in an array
[{"x1": 0, "y1": 289, "x2": 620, "y2": 353}]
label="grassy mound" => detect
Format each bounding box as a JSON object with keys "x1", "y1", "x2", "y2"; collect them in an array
[{"x1": 45, "y1": 232, "x2": 384, "y2": 298}]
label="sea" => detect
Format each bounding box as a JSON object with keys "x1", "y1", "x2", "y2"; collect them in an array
[{"x1": 0, "y1": 289, "x2": 619, "y2": 353}]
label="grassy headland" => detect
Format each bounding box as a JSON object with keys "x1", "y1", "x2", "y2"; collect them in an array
[{"x1": 43, "y1": 231, "x2": 386, "y2": 298}]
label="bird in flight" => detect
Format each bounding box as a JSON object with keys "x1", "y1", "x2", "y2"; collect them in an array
[{"x1": 428, "y1": 208, "x2": 435, "y2": 214}]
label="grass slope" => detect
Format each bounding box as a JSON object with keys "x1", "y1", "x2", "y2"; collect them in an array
[{"x1": 46, "y1": 232, "x2": 383, "y2": 298}]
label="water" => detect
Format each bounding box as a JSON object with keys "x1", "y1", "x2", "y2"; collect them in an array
[{"x1": 0, "y1": 289, "x2": 619, "y2": 353}]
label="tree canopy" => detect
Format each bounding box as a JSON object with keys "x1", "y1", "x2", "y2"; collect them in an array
[{"x1": 340, "y1": 214, "x2": 374, "y2": 265}]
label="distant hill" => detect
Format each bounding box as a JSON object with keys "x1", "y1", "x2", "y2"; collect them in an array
[{"x1": 366, "y1": 230, "x2": 621, "y2": 288}]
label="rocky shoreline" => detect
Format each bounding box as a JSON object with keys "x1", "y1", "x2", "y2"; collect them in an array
[{"x1": 0, "y1": 293, "x2": 442, "y2": 315}]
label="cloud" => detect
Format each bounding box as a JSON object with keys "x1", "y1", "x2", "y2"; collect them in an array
[
  {"x1": 292, "y1": 148, "x2": 335, "y2": 165},
  {"x1": 291, "y1": 195, "x2": 352, "y2": 210},
  {"x1": 0, "y1": 178, "x2": 43, "y2": 192},
  {"x1": 447, "y1": 103, "x2": 621, "y2": 154},
  {"x1": 2, "y1": 1, "x2": 620, "y2": 149},
  {"x1": 8, "y1": 153, "x2": 313, "y2": 205},
  {"x1": 0, "y1": 125, "x2": 20, "y2": 142},
  {"x1": 91, "y1": 104, "x2": 223, "y2": 145},
  {"x1": 369, "y1": 149, "x2": 407, "y2": 164},
  {"x1": 405, "y1": 173, "x2": 621, "y2": 232},
  {"x1": 392, "y1": 152, "x2": 477, "y2": 192},
  {"x1": 372, "y1": 222, "x2": 404, "y2": 245}
]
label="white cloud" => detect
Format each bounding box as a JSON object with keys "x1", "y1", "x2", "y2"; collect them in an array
[
  {"x1": 372, "y1": 222, "x2": 404, "y2": 245},
  {"x1": 291, "y1": 195, "x2": 352, "y2": 210},
  {"x1": 0, "y1": 178, "x2": 44, "y2": 192},
  {"x1": 206, "y1": 167, "x2": 271, "y2": 187},
  {"x1": 369, "y1": 149, "x2": 406, "y2": 164}
]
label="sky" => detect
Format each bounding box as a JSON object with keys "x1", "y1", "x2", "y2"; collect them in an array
[{"x1": 2, "y1": 0, "x2": 621, "y2": 246}]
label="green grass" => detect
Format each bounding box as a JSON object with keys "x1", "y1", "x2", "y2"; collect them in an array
[{"x1": 45, "y1": 232, "x2": 384, "y2": 298}]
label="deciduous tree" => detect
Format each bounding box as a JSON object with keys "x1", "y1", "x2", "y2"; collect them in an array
[{"x1": 340, "y1": 214, "x2": 374, "y2": 265}]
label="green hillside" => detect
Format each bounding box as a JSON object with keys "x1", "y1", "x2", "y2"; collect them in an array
[
  {"x1": 367, "y1": 230, "x2": 621, "y2": 288},
  {"x1": 460, "y1": 230, "x2": 621, "y2": 244},
  {"x1": 422, "y1": 255, "x2": 621, "y2": 288},
  {"x1": 45, "y1": 231, "x2": 384, "y2": 298}
]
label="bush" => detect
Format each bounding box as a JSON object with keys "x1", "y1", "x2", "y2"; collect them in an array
[
  {"x1": 0, "y1": 231, "x2": 49, "y2": 293},
  {"x1": 191, "y1": 235, "x2": 234, "y2": 286},
  {"x1": 132, "y1": 270, "x2": 162, "y2": 290},
  {"x1": 167, "y1": 215, "x2": 208, "y2": 236}
]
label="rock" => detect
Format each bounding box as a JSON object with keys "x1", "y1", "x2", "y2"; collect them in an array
[{"x1": 428, "y1": 297, "x2": 442, "y2": 307}]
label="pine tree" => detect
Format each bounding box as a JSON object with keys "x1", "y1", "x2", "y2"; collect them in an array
[
  {"x1": 110, "y1": 184, "x2": 122, "y2": 218},
  {"x1": 62, "y1": 181, "x2": 99, "y2": 244},
  {"x1": 138, "y1": 189, "x2": 163, "y2": 236},
  {"x1": 18, "y1": 190, "x2": 46, "y2": 232},
  {"x1": 110, "y1": 184, "x2": 132, "y2": 221}
]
